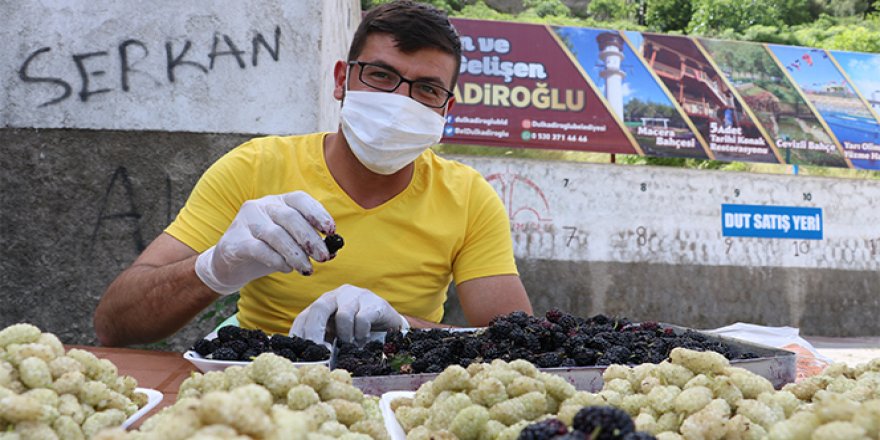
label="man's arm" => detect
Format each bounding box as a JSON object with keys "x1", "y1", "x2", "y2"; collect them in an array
[
  {"x1": 455, "y1": 274, "x2": 533, "y2": 327},
  {"x1": 94, "y1": 233, "x2": 219, "y2": 347}
]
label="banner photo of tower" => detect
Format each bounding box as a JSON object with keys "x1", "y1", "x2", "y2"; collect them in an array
[
  {"x1": 767, "y1": 45, "x2": 880, "y2": 170},
  {"x1": 553, "y1": 26, "x2": 711, "y2": 159},
  {"x1": 699, "y1": 38, "x2": 849, "y2": 168},
  {"x1": 627, "y1": 32, "x2": 782, "y2": 164},
  {"x1": 444, "y1": 18, "x2": 639, "y2": 154}
]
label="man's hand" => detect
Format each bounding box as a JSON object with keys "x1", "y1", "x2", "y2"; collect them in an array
[
  {"x1": 290, "y1": 284, "x2": 409, "y2": 345},
  {"x1": 195, "y1": 191, "x2": 336, "y2": 295}
]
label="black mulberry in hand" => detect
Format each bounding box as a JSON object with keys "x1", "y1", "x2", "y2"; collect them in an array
[{"x1": 324, "y1": 234, "x2": 345, "y2": 254}]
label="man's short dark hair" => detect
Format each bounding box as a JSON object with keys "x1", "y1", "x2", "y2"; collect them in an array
[{"x1": 348, "y1": 1, "x2": 462, "y2": 88}]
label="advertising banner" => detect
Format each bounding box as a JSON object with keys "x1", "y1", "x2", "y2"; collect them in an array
[
  {"x1": 443, "y1": 18, "x2": 880, "y2": 170},
  {"x1": 699, "y1": 39, "x2": 848, "y2": 168},
  {"x1": 627, "y1": 32, "x2": 781, "y2": 164},
  {"x1": 555, "y1": 27, "x2": 711, "y2": 159},
  {"x1": 767, "y1": 45, "x2": 880, "y2": 170},
  {"x1": 444, "y1": 19, "x2": 639, "y2": 154}
]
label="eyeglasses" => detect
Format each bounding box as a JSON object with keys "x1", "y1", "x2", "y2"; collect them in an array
[{"x1": 347, "y1": 61, "x2": 453, "y2": 108}]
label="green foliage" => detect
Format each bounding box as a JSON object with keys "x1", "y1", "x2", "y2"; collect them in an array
[
  {"x1": 361, "y1": 0, "x2": 393, "y2": 11},
  {"x1": 773, "y1": 0, "x2": 816, "y2": 25},
  {"x1": 740, "y1": 25, "x2": 799, "y2": 45},
  {"x1": 790, "y1": 15, "x2": 880, "y2": 52},
  {"x1": 455, "y1": 1, "x2": 510, "y2": 20},
  {"x1": 624, "y1": 98, "x2": 680, "y2": 120},
  {"x1": 198, "y1": 293, "x2": 240, "y2": 329},
  {"x1": 822, "y1": 0, "x2": 872, "y2": 16},
  {"x1": 362, "y1": 0, "x2": 466, "y2": 12},
  {"x1": 616, "y1": 155, "x2": 733, "y2": 170},
  {"x1": 687, "y1": 0, "x2": 781, "y2": 35},
  {"x1": 818, "y1": 25, "x2": 880, "y2": 52},
  {"x1": 644, "y1": 0, "x2": 693, "y2": 32},
  {"x1": 587, "y1": 0, "x2": 634, "y2": 21},
  {"x1": 523, "y1": 0, "x2": 572, "y2": 17}
]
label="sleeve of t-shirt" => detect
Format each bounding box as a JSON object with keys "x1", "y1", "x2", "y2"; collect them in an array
[
  {"x1": 164, "y1": 140, "x2": 260, "y2": 252},
  {"x1": 452, "y1": 173, "x2": 519, "y2": 284}
]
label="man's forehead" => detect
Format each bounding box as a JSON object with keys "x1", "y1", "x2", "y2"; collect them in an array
[{"x1": 359, "y1": 33, "x2": 457, "y2": 85}]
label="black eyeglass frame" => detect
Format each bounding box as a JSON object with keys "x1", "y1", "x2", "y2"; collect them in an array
[{"x1": 347, "y1": 60, "x2": 454, "y2": 109}]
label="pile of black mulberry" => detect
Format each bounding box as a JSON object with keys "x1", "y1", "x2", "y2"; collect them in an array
[
  {"x1": 191, "y1": 326, "x2": 330, "y2": 363},
  {"x1": 335, "y1": 309, "x2": 758, "y2": 376},
  {"x1": 518, "y1": 406, "x2": 655, "y2": 440}
]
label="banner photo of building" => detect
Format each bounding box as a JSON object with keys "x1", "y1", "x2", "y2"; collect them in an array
[
  {"x1": 698, "y1": 38, "x2": 849, "y2": 168},
  {"x1": 627, "y1": 32, "x2": 781, "y2": 164},
  {"x1": 554, "y1": 26, "x2": 711, "y2": 160},
  {"x1": 442, "y1": 18, "x2": 880, "y2": 170}
]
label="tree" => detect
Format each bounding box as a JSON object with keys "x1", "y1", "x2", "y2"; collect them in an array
[
  {"x1": 523, "y1": 0, "x2": 572, "y2": 17},
  {"x1": 455, "y1": 1, "x2": 511, "y2": 19},
  {"x1": 823, "y1": 0, "x2": 871, "y2": 16},
  {"x1": 773, "y1": 0, "x2": 815, "y2": 25},
  {"x1": 821, "y1": 25, "x2": 880, "y2": 52},
  {"x1": 644, "y1": 0, "x2": 693, "y2": 32},
  {"x1": 687, "y1": 0, "x2": 781, "y2": 35},
  {"x1": 587, "y1": 0, "x2": 633, "y2": 21}
]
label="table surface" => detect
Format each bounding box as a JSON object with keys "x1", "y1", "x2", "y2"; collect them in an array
[{"x1": 68, "y1": 345, "x2": 197, "y2": 429}]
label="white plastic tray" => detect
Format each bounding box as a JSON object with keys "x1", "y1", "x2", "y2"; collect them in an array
[
  {"x1": 183, "y1": 350, "x2": 253, "y2": 372},
  {"x1": 379, "y1": 391, "x2": 415, "y2": 440},
  {"x1": 122, "y1": 388, "x2": 163, "y2": 429}
]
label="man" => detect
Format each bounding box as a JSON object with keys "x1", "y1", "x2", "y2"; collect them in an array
[{"x1": 94, "y1": 0, "x2": 532, "y2": 347}]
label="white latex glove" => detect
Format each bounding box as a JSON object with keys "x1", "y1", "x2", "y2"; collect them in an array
[
  {"x1": 195, "y1": 191, "x2": 336, "y2": 295},
  {"x1": 290, "y1": 284, "x2": 409, "y2": 345}
]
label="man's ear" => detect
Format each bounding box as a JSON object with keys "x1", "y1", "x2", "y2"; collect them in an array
[{"x1": 333, "y1": 60, "x2": 348, "y2": 101}]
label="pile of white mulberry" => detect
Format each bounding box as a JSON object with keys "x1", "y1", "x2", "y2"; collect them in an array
[
  {"x1": 95, "y1": 353, "x2": 389, "y2": 440},
  {"x1": 391, "y1": 347, "x2": 880, "y2": 440},
  {"x1": 0, "y1": 323, "x2": 147, "y2": 439}
]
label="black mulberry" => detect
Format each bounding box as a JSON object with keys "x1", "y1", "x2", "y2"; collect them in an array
[
  {"x1": 207, "y1": 347, "x2": 239, "y2": 361},
  {"x1": 324, "y1": 234, "x2": 345, "y2": 254},
  {"x1": 216, "y1": 325, "x2": 244, "y2": 343},
  {"x1": 269, "y1": 335, "x2": 297, "y2": 351},
  {"x1": 192, "y1": 338, "x2": 217, "y2": 356},
  {"x1": 517, "y1": 418, "x2": 569, "y2": 440},
  {"x1": 301, "y1": 343, "x2": 331, "y2": 361},
  {"x1": 572, "y1": 406, "x2": 634, "y2": 440},
  {"x1": 220, "y1": 339, "x2": 248, "y2": 355}
]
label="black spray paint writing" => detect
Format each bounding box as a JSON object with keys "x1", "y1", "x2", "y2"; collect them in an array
[
  {"x1": 91, "y1": 167, "x2": 177, "y2": 254},
  {"x1": 91, "y1": 167, "x2": 146, "y2": 253},
  {"x1": 19, "y1": 26, "x2": 281, "y2": 107}
]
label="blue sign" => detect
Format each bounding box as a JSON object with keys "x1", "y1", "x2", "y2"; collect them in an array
[{"x1": 721, "y1": 204, "x2": 823, "y2": 240}]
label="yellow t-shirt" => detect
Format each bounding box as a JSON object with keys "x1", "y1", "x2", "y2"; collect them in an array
[{"x1": 165, "y1": 133, "x2": 518, "y2": 334}]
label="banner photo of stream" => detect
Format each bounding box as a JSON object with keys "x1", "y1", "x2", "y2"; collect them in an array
[{"x1": 443, "y1": 18, "x2": 880, "y2": 170}]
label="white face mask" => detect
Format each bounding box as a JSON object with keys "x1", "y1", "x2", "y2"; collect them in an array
[{"x1": 340, "y1": 88, "x2": 447, "y2": 175}]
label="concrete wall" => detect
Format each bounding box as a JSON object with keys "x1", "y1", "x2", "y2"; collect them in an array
[
  {"x1": 1, "y1": 0, "x2": 357, "y2": 134},
  {"x1": 442, "y1": 157, "x2": 880, "y2": 337},
  {"x1": 0, "y1": 128, "x2": 252, "y2": 350}
]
